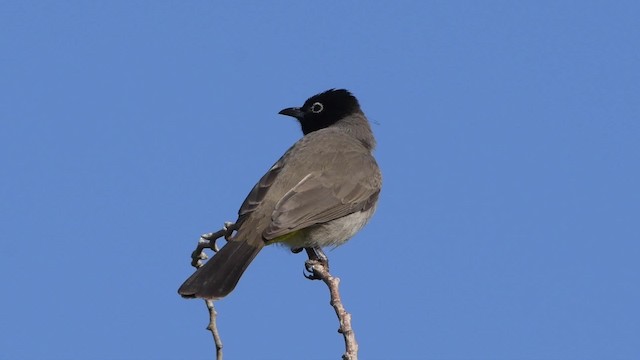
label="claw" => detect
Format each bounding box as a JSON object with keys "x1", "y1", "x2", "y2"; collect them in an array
[
  {"x1": 301, "y1": 247, "x2": 330, "y2": 280},
  {"x1": 303, "y1": 269, "x2": 315, "y2": 280},
  {"x1": 303, "y1": 259, "x2": 322, "y2": 280}
]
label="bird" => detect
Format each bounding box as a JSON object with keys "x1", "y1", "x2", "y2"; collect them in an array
[{"x1": 178, "y1": 89, "x2": 382, "y2": 300}]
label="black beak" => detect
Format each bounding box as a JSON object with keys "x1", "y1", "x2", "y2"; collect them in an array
[{"x1": 278, "y1": 107, "x2": 304, "y2": 119}]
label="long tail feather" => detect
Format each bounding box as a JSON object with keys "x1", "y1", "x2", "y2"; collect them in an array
[{"x1": 178, "y1": 239, "x2": 263, "y2": 300}]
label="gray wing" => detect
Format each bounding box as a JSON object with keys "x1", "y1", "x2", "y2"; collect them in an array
[
  {"x1": 263, "y1": 152, "x2": 381, "y2": 240},
  {"x1": 237, "y1": 159, "x2": 284, "y2": 218}
]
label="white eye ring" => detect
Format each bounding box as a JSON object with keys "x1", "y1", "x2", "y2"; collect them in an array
[{"x1": 310, "y1": 102, "x2": 324, "y2": 113}]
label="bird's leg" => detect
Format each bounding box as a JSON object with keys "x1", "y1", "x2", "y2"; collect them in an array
[
  {"x1": 304, "y1": 247, "x2": 329, "y2": 280},
  {"x1": 306, "y1": 247, "x2": 329, "y2": 264}
]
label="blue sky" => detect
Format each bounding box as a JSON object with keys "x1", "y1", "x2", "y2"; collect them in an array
[{"x1": 1, "y1": 1, "x2": 639, "y2": 359}]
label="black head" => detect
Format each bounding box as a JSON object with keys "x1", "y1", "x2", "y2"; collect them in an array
[{"x1": 278, "y1": 89, "x2": 362, "y2": 135}]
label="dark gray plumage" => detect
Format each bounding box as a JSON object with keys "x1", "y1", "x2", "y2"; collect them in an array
[{"x1": 178, "y1": 89, "x2": 381, "y2": 299}]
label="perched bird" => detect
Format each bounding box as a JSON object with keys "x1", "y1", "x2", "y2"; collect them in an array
[{"x1": 178, "y1": 89, "x2": 382, "y2": 300}]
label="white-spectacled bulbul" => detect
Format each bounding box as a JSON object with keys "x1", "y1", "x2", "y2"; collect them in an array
[{"x1": 178, "y1": 89, "x2": 381, "y2": 299}]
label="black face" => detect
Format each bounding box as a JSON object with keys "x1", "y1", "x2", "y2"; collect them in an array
[{"x1": 279, "y1": 89, "x2": 361, "y2": 135}]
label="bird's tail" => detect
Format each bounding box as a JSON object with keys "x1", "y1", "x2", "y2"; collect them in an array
[{"x1": 178, "y1": 238, "x2": 264, "y2": 300}]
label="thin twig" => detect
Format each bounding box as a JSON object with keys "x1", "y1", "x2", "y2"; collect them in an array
[
  {"x1": 190, "y1": 222, "x2": 236, "y2": 267},
  {"x1": 308, "y1": 261, "x2": 359, "y2": 360},
  {"x1": 189, "y1": 223, "x2": 236, "y2": 360},
  {"x1": 204, "y1": 299, "x2": 223, "y2": 360}
]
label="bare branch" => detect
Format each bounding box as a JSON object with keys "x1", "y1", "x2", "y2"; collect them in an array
[
  {"x1": 190, "y1": 223, "x2": 236, "y2": 266},
  {"x1": 307, "y1": 259, "x2": 359, "y2": 360},
  {"x1": 189, "y1": 223, "x2": 237, "y2": 360},
  {"x1": 204, "y1": 299, "x2": 223, "y2": 360}
]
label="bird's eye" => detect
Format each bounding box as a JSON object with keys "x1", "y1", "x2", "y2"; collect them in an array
[{"x1": 310, "y1": 102, "x2": 324, "y2": 113}]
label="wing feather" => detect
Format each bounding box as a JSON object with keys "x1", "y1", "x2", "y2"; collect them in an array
[
  {"x1": 263, "y1": 151, "x2": 380, "y2": 240},
  {"x1": 237, "y1": 160, "x2": 283, "y2": 218}
]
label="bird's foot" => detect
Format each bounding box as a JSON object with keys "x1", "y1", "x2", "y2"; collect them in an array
[
  {"x1": 303, "y1": 247, "x2": 329, "y2": 280},
  {"x1": 304, "y1": 259, "x2": 328, "y2": 280}
]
